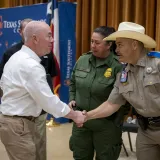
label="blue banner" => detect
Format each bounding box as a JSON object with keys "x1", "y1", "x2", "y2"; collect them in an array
[
  {"x1": 54, "y1": 2, "x2": 76, "y2": 123},
  {"x1": 59, "y1": 2, "x2": 76, "y2": 104},
  {"x1": 0, "y1": 3, "x2": 47, "y2": 61}
]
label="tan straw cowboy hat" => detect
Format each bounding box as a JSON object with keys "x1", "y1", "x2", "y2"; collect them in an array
[{"x1": 103, "y1": 22, "x2": 156, "y2": 48}]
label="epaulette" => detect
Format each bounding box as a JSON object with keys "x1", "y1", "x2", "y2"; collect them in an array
[{"x1": 147, "y1": 51, "x2": 160, "y2": 58}]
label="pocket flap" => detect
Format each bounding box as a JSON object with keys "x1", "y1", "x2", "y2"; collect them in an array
[
  {"x1": 75, "y1": 70, "x2": 88, "y2": 78},
  {"x1": 119, "y1": 84, "x2": 133, "y2": 94},
  {"x1": 144, "y1": 75, "x2": 160, "y2": 87}
]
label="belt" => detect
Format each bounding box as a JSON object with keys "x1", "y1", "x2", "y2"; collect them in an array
[
  {"x1": 4, "y1": 115, "x2": 36, "y2": 122},
  {"x1": 147, "y1": 116, "x2": 160, "y2": 125},
  {"x1": 16, "y1": 116, "x2": 36, "y2": 122}
]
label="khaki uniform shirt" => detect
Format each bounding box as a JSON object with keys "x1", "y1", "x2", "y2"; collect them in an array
[{"x1": 108, "y1": 54, "x2": 160, "y2": 117}]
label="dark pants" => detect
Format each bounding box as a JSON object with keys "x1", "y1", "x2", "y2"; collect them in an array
[{"x1": 69, "y1": 119, "x2": 122, "y2": 160}]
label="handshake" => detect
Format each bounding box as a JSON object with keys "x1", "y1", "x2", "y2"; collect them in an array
[
  {"x1": 68, "y1": 100, "x2": 88, "y2": 127},
  {"x1": 72, "y1": 110, "x2": 88, "y2": 127}
]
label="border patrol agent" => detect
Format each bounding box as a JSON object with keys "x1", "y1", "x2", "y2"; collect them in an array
[
  {"x1": 86, "y1": 22, "x2": 160, "y2": 160},
  {"x1": 69, "y1": 26, "x2": 130, "y2": 160}
]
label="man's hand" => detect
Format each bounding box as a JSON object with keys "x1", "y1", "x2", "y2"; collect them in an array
[
  {"x1": 73, "y1": 111, "x2": 86, "y2": 124},
  {"x1": 65, "y1": 109, "x2": 87, "y2": 127},
  {"x1": 68, "y1": 100, "x2": 76, "y2": 109},
  {"x1": 75, "y1": 110, "x2": 88, "y2": 127}
]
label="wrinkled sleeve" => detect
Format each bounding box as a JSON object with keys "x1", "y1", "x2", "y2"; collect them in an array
[{"x1": 24, "y1": 65, "x2": 70, "y2": 118}]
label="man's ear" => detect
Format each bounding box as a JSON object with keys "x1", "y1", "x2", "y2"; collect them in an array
[
  {"x1": 106, "y1": 42, "x2": 112, "y2": 49},
  {"x1": 33, "y1": 34, "x2": 38, "y2": 44},
  {"x1": 108, "y1": 42, "x2": 112, "y2": 47},
  {"x1": 132, "y1": 40, "x2": 138, "y2": 50}
]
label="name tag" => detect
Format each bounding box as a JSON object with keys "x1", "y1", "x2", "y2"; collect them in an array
[{"x1": 120, "y1": 70, "x2": 128, "y2": 83}]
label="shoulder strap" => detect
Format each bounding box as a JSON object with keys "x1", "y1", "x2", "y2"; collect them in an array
[{"x1": 147, "y1": 51, "x2": 160, "y2": 58}]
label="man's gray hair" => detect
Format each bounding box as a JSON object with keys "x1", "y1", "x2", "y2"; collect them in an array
[{"x1": 23, "y1": 21, "x2": 47, "y2": 42}]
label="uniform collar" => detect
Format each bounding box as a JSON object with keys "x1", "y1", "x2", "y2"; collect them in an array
[
  {"x1": 89, "y1": 51, "x2": 115, "y2": 68},
  {"x1": 21, "y1": 45, "x2": 41, "y2": 63},
  {"x1": 126, "y1": 54, "x2": 148, "y2": 72},
  {"x1": 136, "y1": 55, "x2": 146, "y2": 67},
  {"x1": 125, "y1": 64, "x2": 134, "y2": 72}
]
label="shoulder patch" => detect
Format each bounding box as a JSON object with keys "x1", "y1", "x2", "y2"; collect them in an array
[{"x1": 147, "y1": 51, "x2": 160, "y2": 58}]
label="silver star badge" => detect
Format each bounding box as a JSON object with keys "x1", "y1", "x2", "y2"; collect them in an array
[{"x1": 146, "y1": 67, "x2": 152, "y2": 73}]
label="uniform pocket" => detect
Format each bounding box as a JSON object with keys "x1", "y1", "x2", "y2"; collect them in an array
[
  {"x1": 74, "y1": 69, "x2": 89, "y2": 89},
  {"x1": 119, "y1": 84, "x2": 133, "y2": 101},
  {"x1": 143, "y1": 75, "x2": 160, "y2": 98},
  {"x1": 75, "y1": 70, "x2": 88, "y2": 78},
  {"x1": 119, "y1": 84, "x2": 133, "y2": 94}
]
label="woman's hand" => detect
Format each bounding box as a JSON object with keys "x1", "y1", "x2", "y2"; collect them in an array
[{"x1": 68, "y1": 100, "x2": 76, "y2": 109}]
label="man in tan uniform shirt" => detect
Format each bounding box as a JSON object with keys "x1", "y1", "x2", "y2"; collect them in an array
[{"x1": 84, "y1": 22, "x2": 160, "y2": 160}]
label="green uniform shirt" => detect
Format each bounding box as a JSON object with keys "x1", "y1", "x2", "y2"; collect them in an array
[{"x1": 69, "y1": 51, "x2": 122, "y2": 112}]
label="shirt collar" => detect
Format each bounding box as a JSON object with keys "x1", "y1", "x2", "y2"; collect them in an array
[
  {"x1": 104, "y1": 52, "x2": 115, "y2": 67},
  {"x1": 125, "y1": 64, "x2": 134, "y2": 72},
  {"x1": 126, "y1": 54, "x2": 147, "y2": 72},
  {"x1": 89, "y1": 51, "x2": 115, "y2": 68},
  {"x1": 21, "y1": 45, "x2": 41, "y2": 63},
  {"x1": 136, "y1": 55, "x2": 146, "y2": 67}
]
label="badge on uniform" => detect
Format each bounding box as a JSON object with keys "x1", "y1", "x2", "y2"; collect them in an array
[
  {"x1": 146, "y1": 67, "x2": 153, "y2": 74},
  {"x1": 104, "y1": 68, "x2": 112, "y2": 78},
  {"x1": 120, "y1": 68, "x2": 128, "y2": 84}
]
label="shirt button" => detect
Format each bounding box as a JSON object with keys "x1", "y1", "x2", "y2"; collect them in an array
[{"x1": 144, "y1": 109, "x2": 147, "y2": 111}]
